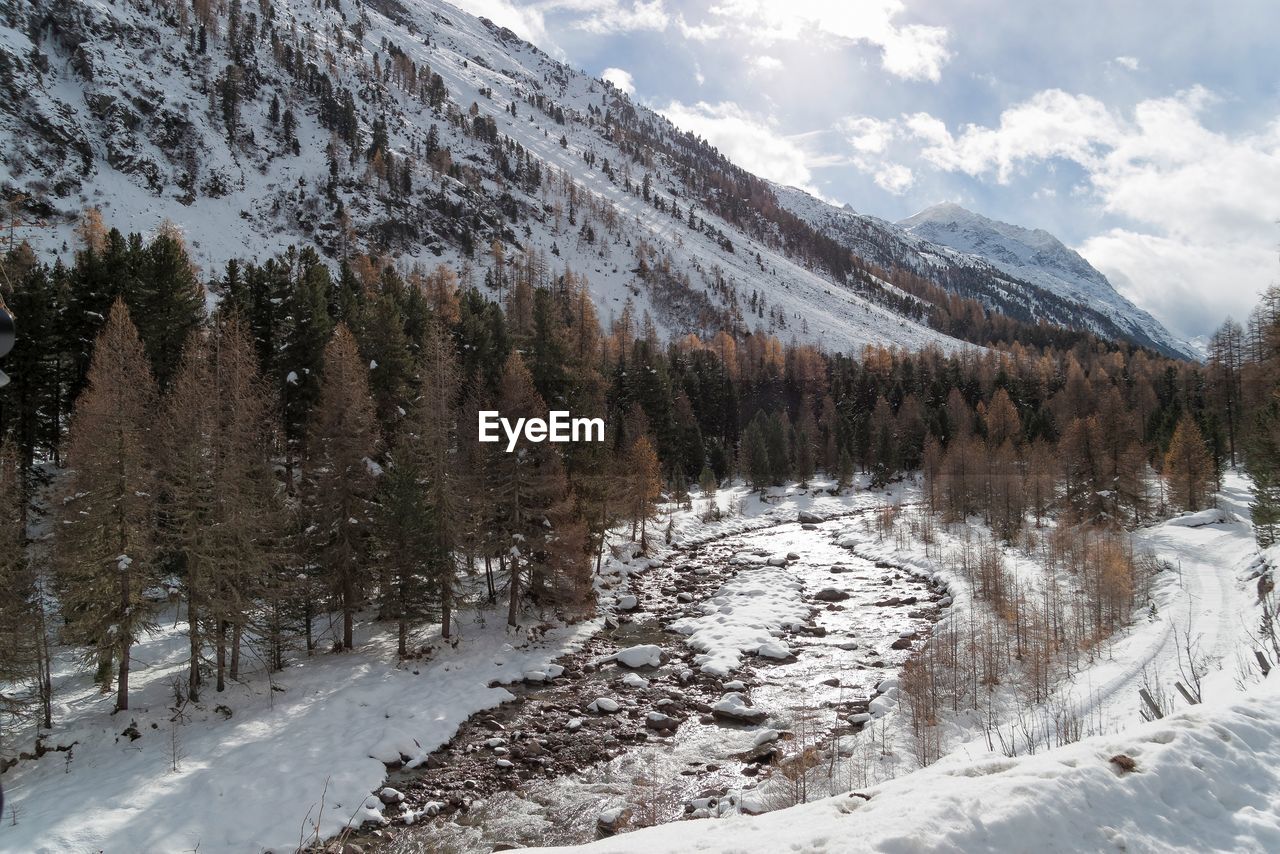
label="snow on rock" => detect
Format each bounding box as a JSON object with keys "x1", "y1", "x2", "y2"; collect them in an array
[
  {"x1": 596, "y1": 805, "x2": 632, "y2": 834},
  {"x1": 752, "y1": 728, "x2": 781, "y2": 747},
  {"x1": 645, "y1": 711, "x2": 679, "y2": 731},
  {"x1": 670, "y1": 573, "x2": 809, "y2": 677},
  {"x1": 613, "y1": 644, "x2": 663, "y2": 669},
  {"x1": 588, "y1": 697, "x2": 621, "y2": 714},
  {"x1": 621, "y1": 672, "x2": 650, "y2": 690},
  {"x1": 711, "y1": 692, "x2": 769, "y2": 725},
  {"x1": 616, "y1": 594, "x2": 640, "y2": 611},
  {"x1": 868, "y1": 693, "x2": 896, "y2": 718},
  {"x1": 757, "y1": 641, "x2": 792, "y2": 660}
]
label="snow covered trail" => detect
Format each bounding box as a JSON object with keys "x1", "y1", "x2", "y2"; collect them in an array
[{"x1": 1062, "y1": 473, "x2": 1260, "y2": 729}]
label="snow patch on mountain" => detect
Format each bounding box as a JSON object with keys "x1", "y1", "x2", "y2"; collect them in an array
[{"x1": 900, "y1": 203, "x2": 1199, "y2": 360}]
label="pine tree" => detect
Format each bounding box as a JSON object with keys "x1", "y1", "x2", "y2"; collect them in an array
[
  {"x1": 486, "y1": 353, "x2": 571, "y2": 627},
  {"x1": 132, "y1": 227, "x2": 206, "y2": 389},
  {"x1": 0, "y1": 441, "x2": 50, "y2": 735},
  {"x1": 625, "y1": 435, "x2": 663, "y2": 550},
  {"x1": 161, "y1": 314, "x2": 281, "y2": 696},
  {"x1": 378, "y1": 319, "x2": 459, "y2": 652},
  {"x1": 742, "y1": 417, "x2": 770, "y2": 491},
  {"x1": 55, "y1": 300, "x2": 159, "y2": 712},
  {"x1": 304, "y1": 325, "x2": 379, "y2": 650},
  {"x1": 1165, "y1": 416, "x2": 1213, "y2": 512}
]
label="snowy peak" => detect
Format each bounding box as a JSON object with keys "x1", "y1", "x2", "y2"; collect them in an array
[{"x1": 899, "y1": 204, "x2": 1199, "y2": 360}]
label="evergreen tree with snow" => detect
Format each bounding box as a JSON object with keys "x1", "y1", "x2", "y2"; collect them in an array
[{"x1": 55, "y1": 300, "x2": 159, "y2": 712}]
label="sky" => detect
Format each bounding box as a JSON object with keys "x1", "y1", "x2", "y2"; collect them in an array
[{"x1": 449, "y1": 0, "x2": 1280, "y2": 343}]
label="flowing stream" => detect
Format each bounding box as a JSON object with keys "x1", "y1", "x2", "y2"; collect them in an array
[{"x1": 367, "y1": 512, "x2": 942, "y2": 852}]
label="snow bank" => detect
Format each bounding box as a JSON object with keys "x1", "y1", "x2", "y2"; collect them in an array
[{"x1": 536, "y1": 674, "x2": 1280, "y2": 853}]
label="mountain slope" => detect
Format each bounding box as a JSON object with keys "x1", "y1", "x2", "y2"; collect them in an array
[
  {"x1": 0, "y1": 0, "x2": 960, "y2": 354},
  {"x1": 899, "y1": 203, "x2": 1198, "y2": 359}
]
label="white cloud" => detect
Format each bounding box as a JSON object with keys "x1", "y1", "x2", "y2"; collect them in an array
[
  {"x1": 571, "y1": 0, "x2": 670, "y2": 34},
  {"x1": 908, "y1": 90, "x2": 1123, "y2": 182},
  {"x1": 446, "y1": 0, "x2": 555, "y2": 51},
  {"x1": 1081, "y1": 229, "x2": 1274, "y2": 340},
  {"x1": 871, "y1": 161, "x2": 915, "y2": 194},
  {"x1": 836, "y1": 117, "x2": 913, "y2": 193},
  {"x1": 840, "y1": 116, "x2": 896, "y2": 154},
  {"x1": 1114, "y1": 55, "x2": 1141, "y2": 71},
  {"x1": 660, "y1": 100, "x2": 820, "y2": 194},
  {"x1": 676, "y1": 14, "x2": 726, "y2": 41},
  {"x1": 749, "y1": 55, "x2": 784, "y2": 75},
  {"x1": 899, "y1": 86, "x2": 1280, "y2": 338},
  {"x1": 698, "y1": 0, "x2": 951, "y2": 82},
  {"x1": 601, "y1": 66, "x2": 635, "y2": 95}
]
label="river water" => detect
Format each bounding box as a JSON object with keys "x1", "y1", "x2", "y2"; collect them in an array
[{"x1": 370, "y1": 512, "x2": 941, "y2": 853}]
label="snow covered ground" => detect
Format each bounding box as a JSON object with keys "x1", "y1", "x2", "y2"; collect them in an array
[
  {"x1": 0, "y1": 476, "x2": 884, "y2": 853},
  {"x1": 530, "y1": 471, "x2": 1278, "y2": 853},
  {"x1": 3, "y1": 474, "x2": 1270, "y2": 853},
  {"x1": 534, "y1": 671, "x2": 1280, "y2": 853},
  {"x1": 0, "y1": 607, "x2": 599, "y2": 853}
]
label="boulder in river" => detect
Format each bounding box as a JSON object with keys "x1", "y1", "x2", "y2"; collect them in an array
[
  {"x1": 613, "y1": 644, "x2": 663, "y2": 668},
  {"x1": 712, "y1": 692, "x2": 769, "y2": 725},
  {"x1": 757, "y1": 641, "x2": 791, "y2": 660},
  {"x1": 597, "y1": 806, "x2": 631, "y2": 835},
  {"x1": 645, "y1": 711, "x2": 679, "y2": 731},
  {"x1": 814, "y1": 587, "x2": 850, "y2": 602},
  {"x1": 797, "y1": 510, "x2": 823, "y2": 524}
]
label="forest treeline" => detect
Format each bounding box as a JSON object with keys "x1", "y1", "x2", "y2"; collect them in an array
[{"x1": 0, "y1": 214, "x2": 1237, "y2": 741}]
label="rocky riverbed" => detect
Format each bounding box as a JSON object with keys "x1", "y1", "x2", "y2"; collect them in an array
[{"x1": 353, "y1": 509, "x2": 945, "y2": 853}]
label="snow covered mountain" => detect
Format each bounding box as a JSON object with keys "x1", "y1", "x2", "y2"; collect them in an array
[
  {"x1": 899, "y1": 203, "x2": 1199, "y2": 359},
  {"x1": 773, "y1": 185, "x2": 1199, "y2": 360},
  {"x1": 0, "y1": 0, "x2": 960, "y2": 354},
  {"x1": 0, "y1": 0, "x2": 1187, "y2": 359}
]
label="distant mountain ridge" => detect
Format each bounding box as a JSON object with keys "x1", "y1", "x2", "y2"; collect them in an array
[{"x1": 898, "y1": 203, "x2": 1199, "y2": 360}]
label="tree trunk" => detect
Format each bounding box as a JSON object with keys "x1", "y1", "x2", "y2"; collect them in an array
[
  {"x1": 230, "y1": 623, "x2": 241, "y2": 679},
  {"x1": 343, "y1": 573, "x2": 355, "y2": 649},
  {"x1": 116, "y1": 564, "x2": 131, "y2": 712},
  {"x1": 507, "y1": 556, "x2": 520, "y2": 628},
  {"x1": 188, "y1": 596, "x2": 201, "y2": 702},
  {"x1": 304, "y1": 590, "x2": 314, "y2": 654},
  {"x1": 216, "y1": 619, "x2": 227, "y2": 692},
  {"x1": 116, "y1": 644, "x2": 130, "y2": 712},
  {"x1": 441, "y1": 579, "x2": 452, "y2": 640}
]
